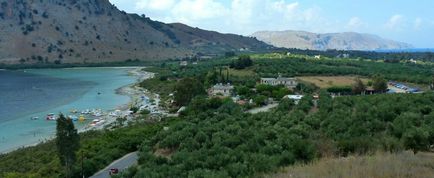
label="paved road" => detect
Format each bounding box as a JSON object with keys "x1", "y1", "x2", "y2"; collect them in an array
[
  {"x1": 246, "y1": 103, "x2": 279, "y2": 114},
  {"x1": 90, "y1": 152, "x2": 139, "y2": 178}
]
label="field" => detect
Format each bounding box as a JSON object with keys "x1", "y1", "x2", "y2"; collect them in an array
[
  {"x1": 228, "y1": 68, "x2": 256, "y2": 77},
  {"x1": 296, "y1": 76, "x2": 369, "y2": 88},
  {"x1": 268, "y1": 152, "x2": 434, "y2": 178}
]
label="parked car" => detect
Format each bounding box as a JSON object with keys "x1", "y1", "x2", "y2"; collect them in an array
[{"x1": 109, "y1": 168, "x2": 119, "y2": 175}]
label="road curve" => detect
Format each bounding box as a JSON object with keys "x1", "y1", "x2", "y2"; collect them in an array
[{"x1": 90, "y1": 151, "x2": 139, "y2": 178}]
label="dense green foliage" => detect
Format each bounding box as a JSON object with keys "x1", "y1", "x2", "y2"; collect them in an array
[
  {"x1": 275, "y1": 48, "x2": 434, "y2": 62},
  {"x1": 230, "y1": 55, "x2": 253, "y2": 69},
  {"x1": 116, "y1": 92, "x2": 434, "y2": 177},
  {"x1": 0, "y1": 122, "x2": 168, "y2": 178},
  {"x1": 327, "y1": 86, "x2": 353, "y2": 94},
  {"x1": 352, "y1": 78, "x2": 366, "y2": 94},
  {"x1": 55, "y1": 115, "x2": 80, "y2": 178},
  {"x1": 142, "y1": 54, "x2": 433, "y2": 99},
  {"x1": 253, "y1": 57, "x2": 433, "y2": 84},
  {"x1": 134, "y1": 101, "x2": 316, "y2": 177},
  {"x1": 317, "y1": 93, "x2": 434, "y2": 155},
  {"x1": 174, "y1": 78, "x2": 206, "y2": 106},
  {"x1": 372, "y1": 75, "x2": 388, "y2": 92}
]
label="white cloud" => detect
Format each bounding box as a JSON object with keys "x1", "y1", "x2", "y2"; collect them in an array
[
  {"x1": 135, "y1": 0, "x2": 175, "y2": 10},
  {"x1": 385, "y1": 14, "x2": 404, "y2": 29},
  {"x1": 225, "y1": 0, "x2": 326, "y2": 34},
  {"x1": 414, "y1": 18, "x2": 422, "y2": 30},
  {"x1": 111, "y1": 0, "x2": 339, "y2": 35},
  {"x1": 346, "y1": 17, "x2": 364, "y2": 30},
  {"x1": 172, "y1": 0, "x2": 228, "y2": 21}
]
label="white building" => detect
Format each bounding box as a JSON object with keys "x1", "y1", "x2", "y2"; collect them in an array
[
  {"x1": 180, "y1": 61, "x2": 188, "y2": 66},
  {"x1": 409, "y1": 59, "x2": 417, "y2": 64},
  {"x1": 314, "y1": 55, "x2": 321, "y2": 59},
  {"x1": 283, "y1": 95, "x2": 304, "y2": 104},
  {"x1": 260, "y1": 75, "x2": 298, "y2": 88},
  {"x1": 208, "y1": 83, "x2": 234, "y2": 97}
]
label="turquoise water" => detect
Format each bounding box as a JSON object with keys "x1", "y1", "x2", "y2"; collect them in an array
[{"x1": 0, "y1": 67, "x2": 137, "y2": 153}]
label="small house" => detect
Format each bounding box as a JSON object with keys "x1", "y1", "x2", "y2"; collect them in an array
[
  {"x1": 260, "y1": 75, "x2": 298, "y2": 88},
  {"x1": 209, "y1": 83, "x2": 234, "y2": 97},
  {"x1": 314, "y1": 55, "x2": 321, "y2": 59}
]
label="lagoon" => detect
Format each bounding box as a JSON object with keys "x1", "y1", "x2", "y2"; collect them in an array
[{"x1": 0, "y1": 67, "x2": 137, "y2": 153}]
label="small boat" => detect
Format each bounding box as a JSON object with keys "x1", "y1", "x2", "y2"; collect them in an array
[
  {"x1": 30, "y1": 116, "x2": 39, "y2": 120},
  {"x1": 93, "y1": 112, "x2": 103, "y2": 117},
  {"x1": 81, "y1": 109, "x2": 91, "y2": 115},
  {"x1": 96, "y1": 120, "x2": 105, "y2": 126},
  {"x1": 90, "y1": 119, "x2": 101, "y2": 127},
  {"x1": 46, "y1": 113, "x2": 57, "y2": 121}
]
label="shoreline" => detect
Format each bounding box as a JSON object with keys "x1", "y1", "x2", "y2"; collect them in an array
[
  {"x1": 0, "y1": 67, "x2": 156, "y2": 154},
  {"x1": 79, "y1": 67, "x2": 156, "y2": 132}
]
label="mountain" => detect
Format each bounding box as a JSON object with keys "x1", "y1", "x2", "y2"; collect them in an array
[
  {"x1": 251, "y1": 30, "x2": 413, "y2": 51},
  {"x1": 0, "y1": 0, "x2": 270, "y2": 64}
]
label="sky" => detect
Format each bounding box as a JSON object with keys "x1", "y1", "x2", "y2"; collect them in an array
[{"x1": 109, "y1": 0, "x2": 434, "y2": 48}]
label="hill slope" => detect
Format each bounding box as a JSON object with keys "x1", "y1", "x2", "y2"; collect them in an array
[
  {"x1": 0, "y1": 0, "x2": 269, "y2": 64},
  {"x1": 252, "y1": 30, "x2": 412, "y2": 51},
  {"x1": 269, "y1": 152, "x2": 434, "y2": 178}
]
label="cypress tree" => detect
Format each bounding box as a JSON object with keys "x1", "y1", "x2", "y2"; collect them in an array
[
  {"x1": 56, "y1": 114, "x2": 80, "y2": 178},
  {"x1": 352, "y1": 78, "x2": 366, "y2": 95}
]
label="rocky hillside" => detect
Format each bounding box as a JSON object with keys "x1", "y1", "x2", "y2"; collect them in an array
[
  {"x1": 252, "y1": 30, "x2": 412, "y2": 51},
  {"x1": 0, "y1": 0, "x2": 269, "y2": 64}
]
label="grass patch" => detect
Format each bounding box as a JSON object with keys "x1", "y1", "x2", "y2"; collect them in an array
[
  {"x1": 297, "y1": 76, "x2": 369, "y2": 89},
  {"x1": 139, "y1": 78, "x2": 176, "y2": 98}
]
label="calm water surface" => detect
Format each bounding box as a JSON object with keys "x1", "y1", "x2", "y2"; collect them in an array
[{"x1": 0, "y1": 67, "x2": 137, "y2": 152}]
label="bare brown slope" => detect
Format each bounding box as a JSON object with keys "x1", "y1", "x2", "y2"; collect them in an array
[
  {"x1": 268, "y1": 152, "x2": 434, "y2": 178},
  {"x1": 0, "y1": 0, "x2": 270, "y2": 64}
]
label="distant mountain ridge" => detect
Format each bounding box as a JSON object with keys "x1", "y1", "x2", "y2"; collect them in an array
[
  {"x1": 252, "y1": 30, "x2": 413, "y2": 51},
  {"x1": 0, "y1": 0, "x2": 270, "y2": 64}
]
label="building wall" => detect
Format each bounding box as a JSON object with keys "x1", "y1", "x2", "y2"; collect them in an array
[
  {"x1": 261, "y1": 78, "x2": 298, "y2": 88},
  {"x1": 210, "y1": 89, "x2": 232, "y2": 96}
]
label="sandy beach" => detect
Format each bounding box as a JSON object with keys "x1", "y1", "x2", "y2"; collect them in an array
[{"x1": 80, "y1": 67, "x2": 158, "y2": 132}]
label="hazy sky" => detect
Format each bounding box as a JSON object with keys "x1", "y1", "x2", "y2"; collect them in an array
[{"x1": 109, "y1": 0, "x2": 434, "y2": 48}]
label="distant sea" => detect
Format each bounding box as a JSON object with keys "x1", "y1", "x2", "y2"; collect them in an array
[
  {"x1": 375, "y1": 48, "x2": 434, "y2": 53},
  {"x1": 0, "y1": 68, "x2": 137, "y2": 153}
]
